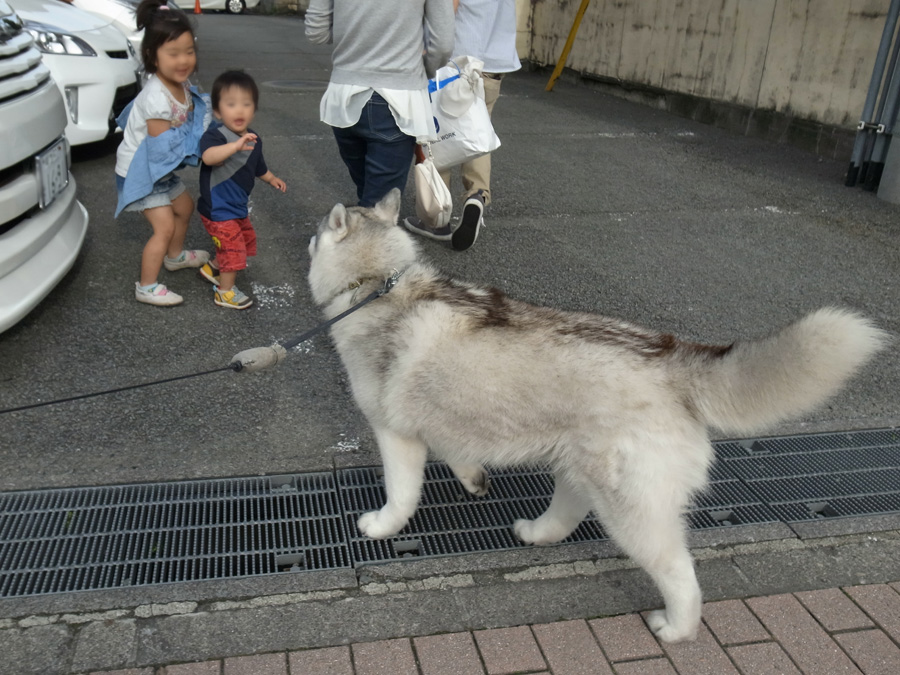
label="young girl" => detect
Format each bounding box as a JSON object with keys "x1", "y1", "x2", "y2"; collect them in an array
[{"x1": 115, "y1": 0, "x2": 210, "y2": 306}]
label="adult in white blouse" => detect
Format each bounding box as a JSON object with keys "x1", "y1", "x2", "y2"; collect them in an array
[{"x1": 305, "y1": 0, "x2": 455, "y2": 207}]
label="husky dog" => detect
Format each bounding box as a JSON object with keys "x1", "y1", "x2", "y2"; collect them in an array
[{"x1": 307, "y1": 189, "x2": 887, "y2": 643}]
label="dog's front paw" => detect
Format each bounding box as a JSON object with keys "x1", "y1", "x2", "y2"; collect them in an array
[
  {"x1": 358, "y1": 510, "x2": 405, "y2": 539},
  {"x1": 513, "y1": 518, "x2": 558, "y2": 545},
  {"x1": 461, "y1": 468, "x2": 491, "y2": 497},
  {"x1": 513, "y1": 518, "x2": 539, "y2": 544},
  {"x1": 513, "y1": 518, "x2": 568, "y2": 545},
  {"x1": 646, "y1": 609, "x2": 697, "y2": 643}
]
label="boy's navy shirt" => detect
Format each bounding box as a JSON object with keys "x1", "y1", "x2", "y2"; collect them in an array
[{"x1": 198, "y1": 123, "x2": 268, "y2": 221}]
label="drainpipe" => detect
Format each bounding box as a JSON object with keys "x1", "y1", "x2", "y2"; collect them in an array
[
  {"x1": 863, "y1": 42, "x2": 900, "y2": 191},
  {"x1": 859, "y1": 29, "x2": 900, "y2": 186},
  {"x1": 846, "y1": 0, "x2": 900, "y2": 187}
]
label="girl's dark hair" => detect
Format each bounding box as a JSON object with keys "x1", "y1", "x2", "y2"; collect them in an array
[
  {"x1": 136, "y1": 0, "x2": 195, "y2": 74},
  {"x1": 211, "y1": 70, "x2": 260, "y2": 111}
]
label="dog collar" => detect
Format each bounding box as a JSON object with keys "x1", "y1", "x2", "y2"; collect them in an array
[
  {"x1": 337, "y1": 268, "x2": 404, "y2": 305},
  {"x1": 346, "y1": 268, "x2": 403, "y2": 293}
]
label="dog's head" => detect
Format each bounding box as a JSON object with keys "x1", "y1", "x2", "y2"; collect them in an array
[{"x1": 308, "y1": 188, "x2": 419, "y2": 306}]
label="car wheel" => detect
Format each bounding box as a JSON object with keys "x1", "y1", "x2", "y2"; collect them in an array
[{"x1": 225, "y1": 0, "x2": 245, "y2": 13}]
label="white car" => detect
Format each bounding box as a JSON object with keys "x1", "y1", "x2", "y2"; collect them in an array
[
  {"x1": 11, "y1": 0, "x2": 142, "y2": 145},
  {"x1": 72, "y1": 0, "x2": 143, "y2": 55},
  {"x1": 0, "y1": 0, "x2": 89, "y2": 333},
  {"x1": 171, "y1": 0, "x2": 260, "y2": 15}
]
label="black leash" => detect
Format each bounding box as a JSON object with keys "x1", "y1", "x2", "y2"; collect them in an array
[
  {"x1": 0, "y1": 271, "x2": 403, "y2": 415},
  {"x1": 273, "y1": 270, "x2": 400, "y2": 353},
  {"x1": 0, "y1": 365, "x2": 237, "y2": 415}
]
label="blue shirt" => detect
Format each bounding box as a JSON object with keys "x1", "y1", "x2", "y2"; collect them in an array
[
  {"x1": 114, "y1": 87, "x2": 210, "y2": 217},
  {"x1": 198, "y1": 124, "x2": 268, "y2": 221}
]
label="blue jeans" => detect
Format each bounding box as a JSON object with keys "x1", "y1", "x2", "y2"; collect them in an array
[{"x1": 332, "y1": 93, "x2": 417, "y2": 207}]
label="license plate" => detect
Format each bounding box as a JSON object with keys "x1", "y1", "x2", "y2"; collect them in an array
[{"x1": 35, "y1": 138, "x2": 69, "y2": 209}]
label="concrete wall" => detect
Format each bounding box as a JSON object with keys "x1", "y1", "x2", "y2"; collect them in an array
[
  {"x1": 284, "y1": 0, "x2": 882, "y2": 155},
  {"x1": 524, "y1": 0, "x2": 889, "y2": 130}
]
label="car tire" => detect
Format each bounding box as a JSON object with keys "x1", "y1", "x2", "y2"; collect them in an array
[{"x1": 225, "y1": 0, "x2": 245, "y2": 13}]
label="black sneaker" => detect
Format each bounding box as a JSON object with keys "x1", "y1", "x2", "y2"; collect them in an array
[{"x1": 452, "y1": 191, "x2": 484, "y2": 251}]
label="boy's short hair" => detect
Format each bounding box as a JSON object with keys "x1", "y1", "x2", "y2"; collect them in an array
[{"x1": 211, "y1": 71, "x2": 259, "y2": 111}]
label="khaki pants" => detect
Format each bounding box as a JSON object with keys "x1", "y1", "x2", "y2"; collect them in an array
[{"x1": 439, "y1": 72, "x2": 503, "y2": 207}]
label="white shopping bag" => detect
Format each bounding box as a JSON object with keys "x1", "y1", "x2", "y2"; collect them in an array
[
  {"x1": 414, "y1": 148, "x2": 453, "y2": 229},
  {"x1": 427, "y1": 56, "x2": 501, "y2": 171}
]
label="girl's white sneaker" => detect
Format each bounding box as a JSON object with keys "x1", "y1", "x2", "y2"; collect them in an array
[
  {"x1": 163, "y1": 250, "x2": 210, "y2": 271},
  {"x1": 135, "y1": 282, "x2": 183, "y2": 306}
]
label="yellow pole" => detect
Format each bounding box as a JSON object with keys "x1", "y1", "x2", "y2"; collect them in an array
[{"x1": 545, "y1": 0, "x2": 592, "y2": 91}]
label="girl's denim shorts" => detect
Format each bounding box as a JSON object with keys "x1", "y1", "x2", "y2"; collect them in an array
[{"x1": 115, "y1": 173, "x2": 186, "y2": 213}]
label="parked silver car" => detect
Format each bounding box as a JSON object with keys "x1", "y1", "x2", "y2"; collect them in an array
[{"x1": 0, "y1": 0, "x2": 89, "y2": 333}]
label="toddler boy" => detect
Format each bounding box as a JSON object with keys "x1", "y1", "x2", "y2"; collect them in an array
[{"x1": 198, "y1": 70, "x2": 286, "y2": 309}]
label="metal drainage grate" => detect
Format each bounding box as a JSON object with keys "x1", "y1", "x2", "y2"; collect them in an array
[
  {"x1": 338, "y1": 464, "x2": 608, "y2": 563},
  {"x1": 337, "y1": 463, "x2": 780, "y2": 563},
  {"x1": 1, "y1": 428, "x2": 899, "y2": 597},
  {"x1": 0, "y1": 474, "x2": 347, "y2": 598},
  {"x1": 713, "y1": 428, "x2": 900, "y2": 523}
]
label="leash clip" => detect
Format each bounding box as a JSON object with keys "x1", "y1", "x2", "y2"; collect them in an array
[{"x1": 379, "y1": 268, "x2": 403, "y2": 296}]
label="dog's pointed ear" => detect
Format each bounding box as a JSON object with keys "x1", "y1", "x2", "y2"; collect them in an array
[
  {"x1": 373, "y1": 188, "x2": 401, "y2": 224},
  {"x1": 327, "y1": 203, "x2": 350, "y2": 242}
]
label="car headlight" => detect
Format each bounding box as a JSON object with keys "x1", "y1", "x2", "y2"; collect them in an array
[
  {"x1": 126, "y1": 39, "x2": 136, "y2": 60},
  {"x1": 25, "y1": 22, "x2": 97, "y2": 57}
]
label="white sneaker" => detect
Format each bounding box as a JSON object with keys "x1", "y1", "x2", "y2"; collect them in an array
[
  {"x1": 135, "y1": 282, "x2": 183, "y2": 306},
  {"x1": 402, "y1": 216, "x2": 454, "y2": 241},
  {"x1": 163, "y1": 250, "x2": 210, "y2": 271}
]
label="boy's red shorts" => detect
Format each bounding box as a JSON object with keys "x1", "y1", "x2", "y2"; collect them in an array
[{"x1": 200, "y1": 215, "x2": 257, "y2": 272}]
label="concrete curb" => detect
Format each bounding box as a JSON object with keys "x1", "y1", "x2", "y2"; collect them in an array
[{"x1": 2, "y1": 526, "x2": 899, "y2": 673}]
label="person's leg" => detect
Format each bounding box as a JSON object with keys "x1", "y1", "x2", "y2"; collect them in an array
[
  {"x1": 332, "y1": 126, "x2": 367, "y2": 203},
  {"x1": 459, "y1": 73, "x2": 503, "y2": 205},
  {"x1": 135, "y1": 204, "x2": 184, "y2": 305},
  {"x1": 167, "y1": 189, "x2": 194, "y2": 258},
  {"x1": 358, "y1": 94, "x2": 416, "y2": 208},
  {"x1": 239, "y1": 217, "x2": 257, "y2": 260},
  {"x1": 140, "y1": 205, "x2": 177, "y2": 287},
  {"x1": 218, "y1": 269, "x2": 237, "y2": 292},
  {"x1": 451, "y1": 74, "x2": 503, "y2": 251},
  {"x1": 162, "y1": 184, "x2": 208, "y2": 271},
  {"x1": 219, "y1": 217, "x2": 254, "y2": 293},
  {"x1": 210, "y1": 218, "x2": 252, "y2": 310},
  {"x1": 199, "y1": 215, "x2": 222, "y2": 285},
  {"x1": 208, "y1": 218, "x2": 246, "y2": 290}
]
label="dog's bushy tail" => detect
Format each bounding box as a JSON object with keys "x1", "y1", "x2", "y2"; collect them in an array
[{"x1": 688, "y1": 308, "x2": 888, "y2": 435}]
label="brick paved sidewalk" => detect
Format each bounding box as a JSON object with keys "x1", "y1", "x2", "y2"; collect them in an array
[{"x1": 89, "y1": 582, "x2": 900, "y2": 675}]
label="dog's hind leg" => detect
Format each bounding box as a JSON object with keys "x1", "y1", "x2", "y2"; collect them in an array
[
  {"x1": 447, "y1": 462, "x2": 491, "y2": 497},
  {"x1": 590, "y1": 482, "x2": 701, "y2": 643},
  {"x1": 513, "y1": 473, "x2": 591, "y2": 545},
  {"x1": 358, "y1": 428, "x2": 428, "y2": 539}
]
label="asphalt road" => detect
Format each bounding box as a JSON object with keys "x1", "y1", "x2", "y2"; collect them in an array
[{"x1": 1, "y1": 13, "x2": 898, "y2": 492}]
